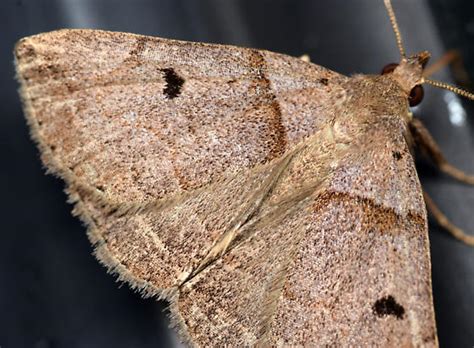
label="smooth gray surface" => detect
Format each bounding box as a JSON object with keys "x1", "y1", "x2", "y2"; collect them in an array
[{"x1": 1, "y1": 0, "x2": 473, "y2": 347}]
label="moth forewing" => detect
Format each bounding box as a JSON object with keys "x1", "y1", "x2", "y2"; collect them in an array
[{"x1": 15, "y1": 13, "x2": 439, "y2": 347}]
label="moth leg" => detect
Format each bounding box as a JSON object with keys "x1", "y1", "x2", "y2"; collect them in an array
[
  {"x1": 423, "y1": 50, "x2": 459, "y2": 77},
  {"x1": 409, "y1": 118, "x2": 474, "y2": 185},
  {"x1": 423, "y1": 49, "x2": 471, "y2": 89},
  {"x1": 410, "y1": 118, "x2": 474, "y2": 245},
  {"x1": 423, "y1": 191, "x2": 474, "y2": 246}
]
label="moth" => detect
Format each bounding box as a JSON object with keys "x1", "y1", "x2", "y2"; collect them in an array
[{"x1": 14, "y1": 0, "x2": 474, "y2": 346}]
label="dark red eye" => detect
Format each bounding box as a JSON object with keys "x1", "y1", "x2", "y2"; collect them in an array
[
  {"x1": 381, "y1": 63, "x2": 398, "y2": 75},
  {"x1": 409, "y1": 85, "x2": 424, "y2": 106}
]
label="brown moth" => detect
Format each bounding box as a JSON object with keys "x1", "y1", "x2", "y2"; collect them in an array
[{"x1": 14, "y1": 0, "x2": 474, "y2": 346}]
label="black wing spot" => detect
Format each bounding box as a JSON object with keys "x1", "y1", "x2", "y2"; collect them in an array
[
  {"x1": 392, "y1": 151, "x2": 402, "y2": 160},
  {"x1": 373, "y1": 295, "x2": 405, "y2": 319},
  {"x1": 161, "y1": 68, "x2": 185, "y2": 99},
  {"x1": 319, "y1": 78, "x2": 329, "y2": 86}
]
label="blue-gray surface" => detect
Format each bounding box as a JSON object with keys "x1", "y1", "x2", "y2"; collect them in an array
[{"x1": 0, "y1": 0, "x2": 473, "y2": 347}]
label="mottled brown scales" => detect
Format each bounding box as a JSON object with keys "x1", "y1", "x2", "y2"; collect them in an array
[
  {"x1": 15, "y1": 28, "x2": 438, "y2": 346},
  {"x1": 248, "y1": 49, "x2": 288, "y2": 160}
]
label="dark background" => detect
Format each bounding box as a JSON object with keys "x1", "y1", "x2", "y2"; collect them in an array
[{"x1": 1, "y1": 0, "x2": 473, "y2": 347}]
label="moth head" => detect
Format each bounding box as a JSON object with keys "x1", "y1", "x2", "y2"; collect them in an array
[
  {"x1": 381, "y1": 51, "x2": 430, "y2": 107},
  {"x1": 383, "y1": 0, "x2": 474, "y2": 106}
]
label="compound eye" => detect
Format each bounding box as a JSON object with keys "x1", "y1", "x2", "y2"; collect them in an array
[
  {"x1": 409, "y1": 85, "x2": 424, "y2": 106},
  {"x1": 381, "y1": 63, "x2": 399, "y2": 75}
]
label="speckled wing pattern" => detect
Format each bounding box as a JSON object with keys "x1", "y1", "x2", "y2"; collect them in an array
[{"x1": 15, "y1": 30, "x2": 437, "y2": 346}]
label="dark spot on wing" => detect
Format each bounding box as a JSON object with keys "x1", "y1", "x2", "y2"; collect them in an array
[
  {"x1": 161, "y1": 68, "x2": 185, "y2": 99},
  {"x1": 392, "y1": 151, "x2": 402, "y2": 160},
  {"x1": 319, "y1": 78, "x2": 329, "y2": 86},
  {"x1": 373, "y1": 295, "x2": 405, "y2": 319}
]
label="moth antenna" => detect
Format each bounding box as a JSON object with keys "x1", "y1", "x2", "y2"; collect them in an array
[
  {"x1": 425, "y1": 78, "x2": 474, "y2": 101},
  {"x1": 383, "y1": 0, "x2": 406, "y2": 58}
]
